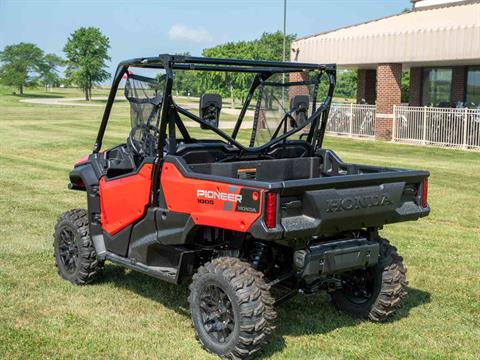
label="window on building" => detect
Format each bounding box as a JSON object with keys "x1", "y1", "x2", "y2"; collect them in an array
[
  {"x1": 466, "y1": 66, "x2": 480, "y2": 107},
  {"x1": 422, "y1": 68, "x2": 452, "y2": 107}
]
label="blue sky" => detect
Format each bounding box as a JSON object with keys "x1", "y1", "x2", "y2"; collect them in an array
[{"x1": 0, "y1": 0, "x2": 411, "y2": 76}]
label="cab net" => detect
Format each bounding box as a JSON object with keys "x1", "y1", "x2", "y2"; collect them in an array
[{"x1": 124, "y1": 74, "x2": 165, "y2": 142}]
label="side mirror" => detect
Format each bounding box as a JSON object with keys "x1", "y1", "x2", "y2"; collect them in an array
[
  {"x1": 289, "y1": 95, "x2": 309, "y2": 128},
  {"x1": 199, "y1": 94, "x2": 222, "y2": 129}
]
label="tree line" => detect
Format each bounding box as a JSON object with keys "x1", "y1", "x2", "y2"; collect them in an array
[
  {"x1": 171, "y1": 32, "x2": 357, "y2": 102},
  {"x1": 0, "y1": 27, "x2": 110, "y2": 100},
  {"x1": 0, "y1": 28, "x2": 358, "y2": 101}
]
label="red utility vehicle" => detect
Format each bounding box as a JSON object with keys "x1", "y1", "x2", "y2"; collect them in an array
[{"x1": 54, "y1": 55, "x2": 430, "y2": 359}]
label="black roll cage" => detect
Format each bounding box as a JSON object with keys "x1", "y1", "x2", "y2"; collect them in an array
[{"x1": 93, "y1": 54, "x2": 336, "y2": 156}]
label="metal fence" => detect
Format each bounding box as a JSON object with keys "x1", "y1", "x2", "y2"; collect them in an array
[
  {"x1": 393, "y1": 105, "x2": 480, "y2": 150},
  {"x1": 324, "y1": 103, "x2": 480, "y2": 150},
  {"x1": 326, "y1": 103, "x2": 376, "y2": 138}
]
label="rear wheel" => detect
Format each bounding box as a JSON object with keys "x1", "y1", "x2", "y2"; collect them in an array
[
  {"x1": 189, "y1": 257, "x2": 276, "y2": 359},
  {"x1": 330, "y1": 238, "x2": 407, "y2": 322},
  {"x1": 53, "y1": 209, "x2": 103, "y2": 285}
]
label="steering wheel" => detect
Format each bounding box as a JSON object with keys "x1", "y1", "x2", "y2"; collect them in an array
[{"x1": 127, "y1": 124, "x2": 160, "y2": 157}]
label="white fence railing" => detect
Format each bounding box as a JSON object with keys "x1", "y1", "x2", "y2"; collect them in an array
[
  {"x1": 326, "y1": 103, "x2": 376, "y2": 138},
  {"x1": 393, "y1": 105, "x2": 480, "y2": 150},
  {"x1": 324, "y1": 103, "x2": 480, "y2": 150}
]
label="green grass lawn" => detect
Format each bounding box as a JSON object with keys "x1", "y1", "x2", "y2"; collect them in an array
[{"x1": 0, "y1": 87, "x2": 479, "y2": 359}]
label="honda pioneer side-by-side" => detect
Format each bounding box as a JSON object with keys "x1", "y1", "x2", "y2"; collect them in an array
[{"x1": 54, "y1": 55, "x2": 430, "y2": 359}]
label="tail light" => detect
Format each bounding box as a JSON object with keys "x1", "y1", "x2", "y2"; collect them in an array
[
  {"x1": 421, "y1": 178, "x2": 428, "y2": 208},
  {"x1": 264, "y1": 192, "x2": 277, "y2": 229}
]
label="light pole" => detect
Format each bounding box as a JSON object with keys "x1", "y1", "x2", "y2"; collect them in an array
[
  {"x1": 283, "y1": 0, "x2": 287, "y2": 64},
  {"x1": 282, "y1": 0, "x2": 287, "y2": 108}
]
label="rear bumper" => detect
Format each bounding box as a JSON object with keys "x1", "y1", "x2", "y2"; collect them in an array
[
  {"x1": 248, "y1": 180, "x2": 430, "y2": 241},
  {"x1": 297, "y1": 238, "x2": 380, "y2": 279},
  {"x1": 248, "y1": 204, "x2": 430, "y2": 241}
]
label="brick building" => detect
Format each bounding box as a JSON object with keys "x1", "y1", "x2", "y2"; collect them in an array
[{"x1": 291, "y1": 0, "x2": 480, "y2": 140}]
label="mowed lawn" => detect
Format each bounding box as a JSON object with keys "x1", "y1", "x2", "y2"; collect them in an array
[{"x1": 0, "y1": 87, "x2": 479, "y2": 360}]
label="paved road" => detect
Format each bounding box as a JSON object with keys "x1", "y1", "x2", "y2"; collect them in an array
[
  {"x1": 20, "y1": 96, "x2": 109, "y2": 107},
  {"x1": 20, "y1": 96, "x2": 254, "y2": 129}
]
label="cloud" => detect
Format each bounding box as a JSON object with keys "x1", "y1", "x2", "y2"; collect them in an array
[{"x1": 168, "y1": 24, "x2": 213, "y2": 43}]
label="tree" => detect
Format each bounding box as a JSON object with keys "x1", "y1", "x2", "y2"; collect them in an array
[
  {"x1": 254, "y1": 31, "x2": 296, "y2": 61},
  {"x1": 38, "y1": 53, "x2": 64, "y2": 91},
  {"x1": 63, "y1": 27, "x2": 110, "y2": 100},
  {"x1": 168, "y1": 33, "x2": 359, "y2": 105},
  {"x1": 335, "y1": 70, "x2": 357, "y2": 100},
  {"x1": 200, "y1": 32, "x2": 297, "y2": 107},
  {"x1": 401, "y1": 71, "x2": 410, "y2": 103},
  {"x1": 0, "y1": 42, "x2": 44, "y2": 95}
]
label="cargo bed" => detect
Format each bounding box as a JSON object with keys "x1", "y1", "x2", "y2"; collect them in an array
[{"x1": 178, "y1": 149, "x2": 430, "y2": 240}]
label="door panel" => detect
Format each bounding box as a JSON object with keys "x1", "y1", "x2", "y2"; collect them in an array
[{"x1": 99, "y1": 164, "x2": 153, "y2": 235}]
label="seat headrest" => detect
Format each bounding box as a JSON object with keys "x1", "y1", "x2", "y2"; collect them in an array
[{"x1": 199, "y1": 93, "x2": 222, "y2": 129}]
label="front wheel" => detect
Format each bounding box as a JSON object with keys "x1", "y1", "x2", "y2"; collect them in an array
[
  {"x1": 189, "y1": 257, "x2": 276, "y2": 359},
  {"x1": 53, "y1": 209, "x2": 103, "y2": 285},
  {"x1": 330, "y1": 238, "x2": 408, "y2": 322}
]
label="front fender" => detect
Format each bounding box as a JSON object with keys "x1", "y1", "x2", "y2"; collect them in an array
[{"x1": 68, "y1": 163, "x2": 103, "y2": 238}]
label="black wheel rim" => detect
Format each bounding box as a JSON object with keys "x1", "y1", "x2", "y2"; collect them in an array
[
  {"x1": 58, "y1": 226, "x2": 79, "y2": 274},
  {"x1": 199, "y1": 284, "x2": 235, "y2": 344},
  {"x1": 340, "y1": 268, "x2": 375, "y2": 304}
]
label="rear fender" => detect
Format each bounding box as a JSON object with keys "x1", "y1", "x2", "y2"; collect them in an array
[{"x1": 160, "y1": 161, "x2": 263, "y2": 233}]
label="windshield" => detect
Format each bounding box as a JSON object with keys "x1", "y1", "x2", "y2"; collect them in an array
[
  {"x1": 121, "y1": 64, "x2": 333, "y2": 156},
  {"x1": 245, "y1": 71, "x2": 324, "y2": 147}
]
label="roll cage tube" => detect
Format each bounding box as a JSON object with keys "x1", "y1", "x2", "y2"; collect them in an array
[
  {"x1": 93, "y1": 64, "x2": 128, "y2": 153},
  {"x1": 309, "y1": 71, "x2": 336, "y2": 149},
  {"x1": 93, "y1": 54, "x2": 336, "y2": 155}
]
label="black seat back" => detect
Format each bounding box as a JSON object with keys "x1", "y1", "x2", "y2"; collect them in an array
[
  {"x1": 199, "y1": 93, "x2": 222, "y2": 129},
  {"x1": 290, "y1": 95, "x2": 309, "y2": 128}
]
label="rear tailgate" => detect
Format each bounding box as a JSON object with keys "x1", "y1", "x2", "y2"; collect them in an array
[{"x1": 277, "y1": 170, "x2": 430, "y2": 238}]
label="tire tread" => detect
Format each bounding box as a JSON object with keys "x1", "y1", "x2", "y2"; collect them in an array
[
  {"x1": 53, "y1": 209, "x2": 103, "y2": 285},
  {"x1": 331, "y1": 237, "x2": 408, "y2": 322},
  {"x1": 189, "y1": 257, "x2": 276, "y2": 359}
]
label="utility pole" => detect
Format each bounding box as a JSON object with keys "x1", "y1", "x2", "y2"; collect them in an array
[
  {"x1": 283, "y1": 0, "x2": 287, "y2": 64},
  {"x1": 282, "y1": 0, "x2": 287, "y2": 109}
]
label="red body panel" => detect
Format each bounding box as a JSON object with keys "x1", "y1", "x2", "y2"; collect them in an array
[
  {"x1": 99, "y1": 164, "x2": 153, "y2": 235},
  {"x1": 75, "y1": 154, "x2": 89, "y2": 166},
  {"x1": 161, "y1": 162, "x2": 262, "y2": 232}
]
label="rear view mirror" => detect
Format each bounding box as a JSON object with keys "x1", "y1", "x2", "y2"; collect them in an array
[
  {"x1": 200, "y1": 94, "x2": 222, "y2": 129},
  {"x1": 289, "y1": 95, "x2": 309, "y2": 128}
]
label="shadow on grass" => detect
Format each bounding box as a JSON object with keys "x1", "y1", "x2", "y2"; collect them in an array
[
  {"x1": 261, "y1": 287, "x2": 431, "y2": 358},
  {"x1": 100, "y1": 265, "x2": 431, "y2": 357},
  {"x1": 100, "y1": 265, "x2": 191, "y2": 316}
]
